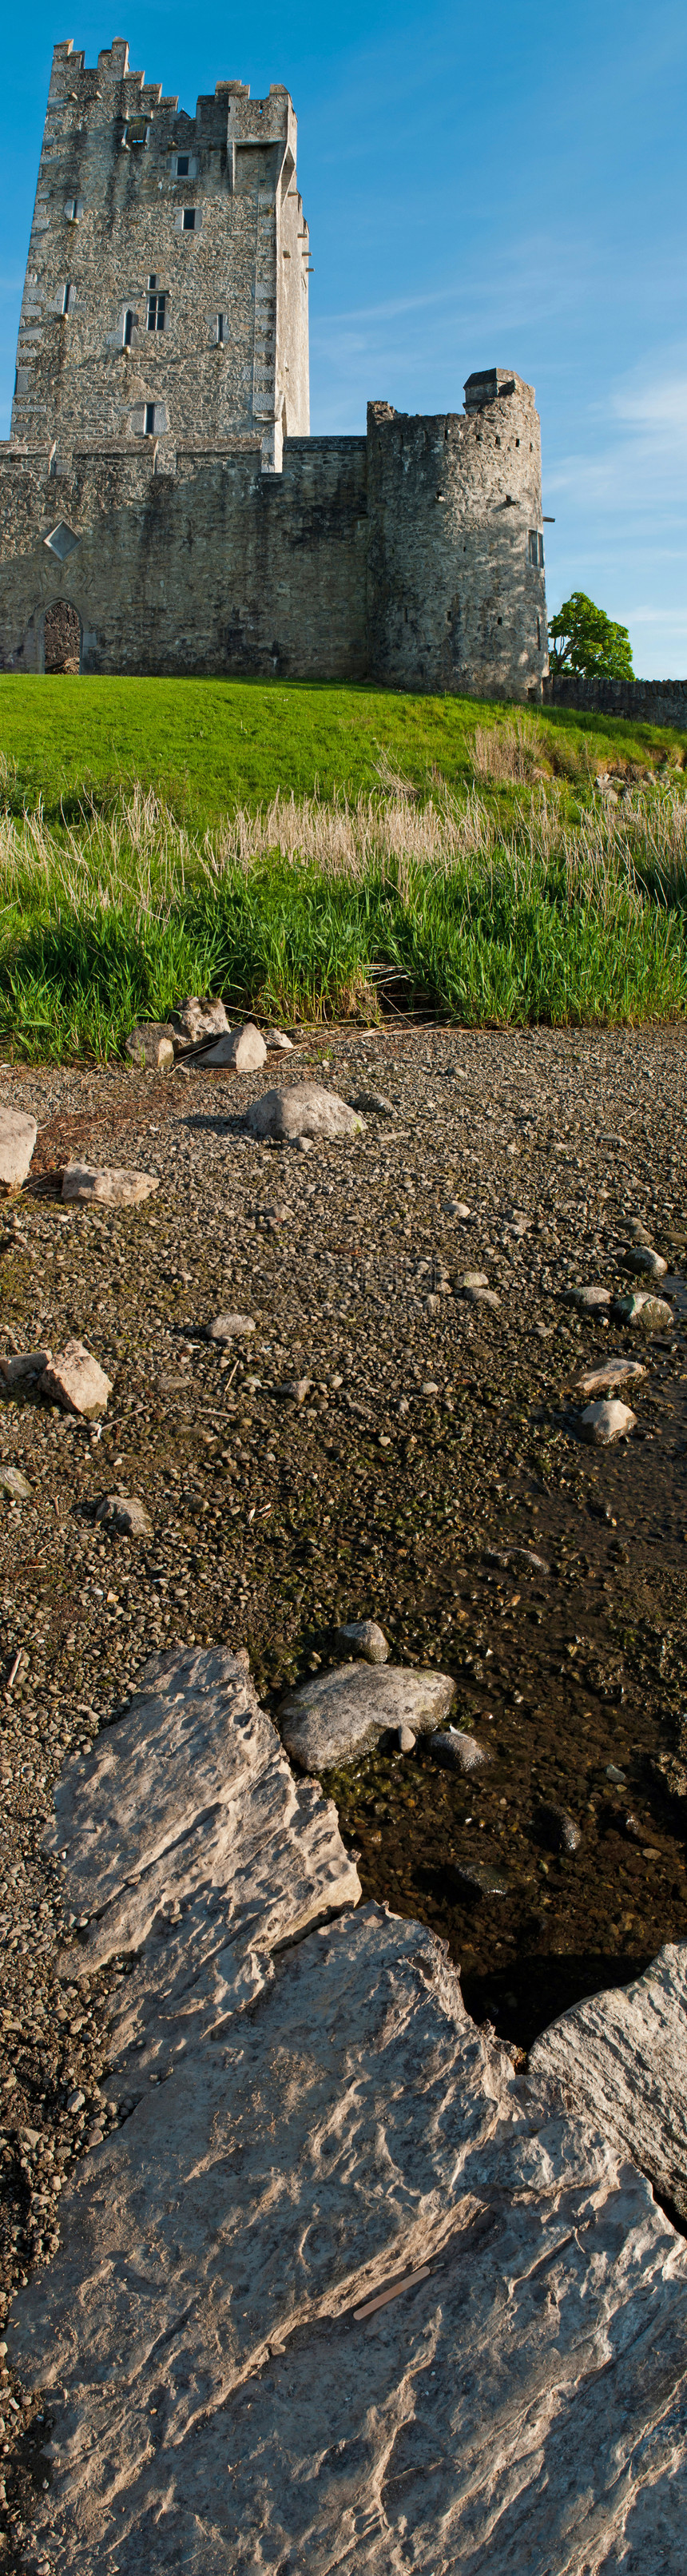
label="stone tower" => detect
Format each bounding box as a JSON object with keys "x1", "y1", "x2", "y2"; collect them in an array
[{"x1": 11, "y1": 37, "x2": 310, "y2": 474}]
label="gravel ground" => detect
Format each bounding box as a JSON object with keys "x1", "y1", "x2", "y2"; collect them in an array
[{"x1": 0, "y1": 1020, "x2": 686, "y2": 2562}]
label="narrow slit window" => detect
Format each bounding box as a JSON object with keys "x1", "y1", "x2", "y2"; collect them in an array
[
  {"x1": 144, "y1": 403, "x2": 156, "y2": 435},
  {"x1": 123, "y1": 308, "x2": 134, "y2": 348},
  {"x1": 216, "y1": 312, "x2": 225, "y2": 344},
  {"x1": 62, "y1": 281, "x2": 72, "y2": 316},
  {"x1": 182, "y1": 208, "x2": 197, "y2": 233},
  {"x1": 147, "y1": 291, "x2": 165, "y2": 332},
  {"x1": 68, "y1": 198, "x2": 78, "y2": 221},
  {"x1": 176, "y1": 153, "x2": 190, "y2": 177},
  {"x1": 528, "y1": 529, "x2": 544, "y2": 567}
]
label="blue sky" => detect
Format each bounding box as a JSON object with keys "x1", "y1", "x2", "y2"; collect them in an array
[{"x1": 2, "y1": 1, "x2": 685, "y2": 674}]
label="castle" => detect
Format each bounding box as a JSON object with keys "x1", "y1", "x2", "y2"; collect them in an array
[{"x1": 0, "y1": 38, "x2": 549, "y2": 694}]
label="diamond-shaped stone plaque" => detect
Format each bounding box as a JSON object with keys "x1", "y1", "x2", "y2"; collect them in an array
[{"x1": 44, "y1": 523, "x2": 80, "y2": 560}]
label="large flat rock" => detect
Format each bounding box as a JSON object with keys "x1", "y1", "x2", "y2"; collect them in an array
[
  {"x1": 529, "y1": 1941, "x2": 687, "y2": 2221},
  {"x1": 280, "y1": 1660, "x2": 455, "y2": 1770},
  {"x1": 10, "y1": 1651, "x2": 687, "y2": 2575}
]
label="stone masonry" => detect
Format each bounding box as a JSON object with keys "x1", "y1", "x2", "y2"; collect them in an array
[{"x1": 0, "y1": 38, "x2": 549, "y2": 696}]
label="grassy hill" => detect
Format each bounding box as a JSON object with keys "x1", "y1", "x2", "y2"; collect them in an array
[{"x1": 0, "y1": 675, "x2": 685, "y2": 1058}]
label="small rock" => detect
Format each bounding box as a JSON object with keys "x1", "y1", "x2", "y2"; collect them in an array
[
  {"x1": 246, "y1": 1084, "x2": 365, "y2": 1145},
  {"x1": 208, "y1": 1313, "x2": 256, "y2": 1345},
  {"x1": 0, "y1": 1464, "x2": 32, "y2": 1501},
  {"x1": 430, "y1": 1726, "x2": 490, "y2": 1775},
  {"x1": 626, "y1": 1218, "x2": 653, "y2": 1246},
  {"x1": 537, "y1": 1803, "x2": 582, "y2": 1855},
  {"x1": 484, "y1": 1544, "x2": 550, "y2": 1576},
  {"x1": 0, "y1": 1347, "x2": 52, "y2": 1385},
  {"x1": 621, "y1": 1246, "x2": 667, "y2": 1279},
  {"x1": 421, "y1": 1380, "x2": 439, "y2": 1397},
  {"x1": 565, "y1": 1285, "x2": 612, "y2": 1310},
  {"x1": 280, "y1": 1663, "x2": 455, "y2": 1771},
  {"x1": 66, "y1": 2090, "x2": 85, "y2": 2114},
  {"x1": 466, "y1": 1286, "x2": 500, "y2": 1309},
  {"x1": 613, "y1": 1291, "x2": 674, "y2": 1329},
  {"x1": 455, "y1": 1858, "x2": 510, "y2": 1898},
  {"x1": 651, "y1": 1752, "x2": 687, "y2": 1801},
  {"x1": 351, "y1": 1091, "x2": 395, "y2": 1115},
  {"x1": 95, "y1": 1494, "x2": 153, "y2": 1539},
  {"x1": 336, "y1": 1619, "x2": 388, "y2": 1664},
  {"x1": 0, "y1": 1107, "x2": 38, "y2": 1191},
  {"x1": 197, "y1": 1024, "x2": 268, "y2": 1072},
  {"x1": 125, "y1": 1022, "x2": 174, "y2": 1072},
  {"x1": 581, "y1": 1397, "x2": 637, "y2": 1445},
  {"x1": 278, "y1": 1376, "x2": 312, "y2": 1405},
  {"x1": 264, "y1": 1030, "x2": 294, "y2": 1053},
  {"x1": 624, "y1": 1812, "x2": 643, "y2": 1841},
  {"x1": 62, "y1": 1163, "x2": 159, "y2": 1208},
  {"x1": 398, "y1": 1724, "x2": 416, "y2": 1753},
  {"x1": 171, "y1": 996, "x2": 229, "y2": 1049},
  {"x1": 577, "y1": 1357, "x2": 646, "y2": 1397},
  {"x1": 443, "y1": 1200, "x2": 471, "y2": 1218},
  {"x1": 38, "y1": 1340, "x2": 113, "y2": 1419},
  {"x1": 460, "y1": 1271, "x2": 489, "y2": 1290}
]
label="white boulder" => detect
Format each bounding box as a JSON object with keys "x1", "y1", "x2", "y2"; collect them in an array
[
  {"x1": 197, "y1": 1023, "x2": 268, "y2": 1071},
  {"x1": 246, "y1": 1083, "x2": 365, "y2": 1143},
  {"x1": 336, "y1": 1618, "x2": 389, "y2": 1664},
  {"x1": 38, "y1": 1339, "x2": 113, "y2": 1417},
  {"x1": 62, "y1": 1163, "x2": 159, "y2": 1207},
  {"x1": 581, "y1": 1396, "x2": 637, "y2": 1445},
  {"x1": 280, "y1": 1660, "x2": 455, "y2": 1771}
]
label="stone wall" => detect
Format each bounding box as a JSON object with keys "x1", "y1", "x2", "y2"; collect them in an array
[
  {"x1": 544, "y1": 674, "x2": 687, "y2": 731},
  {"x1": 0, "y1": 435, "x2": 368, "y2": 679}
]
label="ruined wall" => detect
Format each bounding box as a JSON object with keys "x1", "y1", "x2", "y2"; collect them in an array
[
  {"x1": 366, "y1": 372, "x2": 548, "y2": 699},
  {"x1": 0, "y1": 437, "x2": 367, "y2": 679},
  {"x1": 544, "y1": 675, "x2": 687, "y2": 731},
  {"x1": 11, "y1": 39, "x2": 309, "y2": 471}
]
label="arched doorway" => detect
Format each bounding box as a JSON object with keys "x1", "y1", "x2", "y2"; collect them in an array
[{"x1": 43, "y1": 601, "x2": 81, "y2": 674}]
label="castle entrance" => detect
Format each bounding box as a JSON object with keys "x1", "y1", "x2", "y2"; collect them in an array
[{"x1": 43, "y1": 600, "x2": 81, "y2": 673}]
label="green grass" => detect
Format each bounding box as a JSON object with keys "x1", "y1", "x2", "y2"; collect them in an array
[
  {"x1": 0, "y1": 768, "x2": 685, "y2": 1060},
  {"x1": 1, "y1": 673, "x2": 685, "y2": 829}
]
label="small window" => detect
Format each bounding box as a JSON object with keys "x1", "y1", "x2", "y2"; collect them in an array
[
  {"x1": 182, "y1": 207, "x2": 197, "y2": 233},
  {"x1": 216, "y1": 312, "x2": 225, "y2": 344},
  {"x1": 176, "y1": 153, "x2": 190, "y2": 177},
  {"x1": 62, "y1": 281, "x2": 72, "y2": 316},
  {"x1": 528, "y1": 529, "x2": 544, "y2": 568},
  {"x1": 144, "y1": 403, "x2": 157, "y2": 435},
  {"x1": 147, "y1": 292, "x2": 165, "y2": 332},
  {"x1": 123, "y1": 308, "x2": 134, "y2": 348},
  {"x1": 126, "y1": 117, "x2": 148, "y2": 146},
  {"x1": 67, "y1": 197, "x2": 79, "y2": 221}
]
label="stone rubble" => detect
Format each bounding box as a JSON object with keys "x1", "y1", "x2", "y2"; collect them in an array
[
  {"x1": 246, "y1": 1083, "x2": 366, "y2": 1143},
  {"x1": 170, "y1": 996, "x2": 230, "y2": 1049},
  {"x1": 62, "y1": 1162, "x2": 159, "y2": 1207},
  {"x1": 38, "y1": 1339, "x2": 113, "y2": 1418},
  {"x1": 94, "y1": 1493, "x2": 153, "y2": 1539},
  {"x1": 581, "y1": 1396, "x2": 637, "y2": 1445},
  {"x1": 0, "y1": 1106, "x2": 38, "y2": 1191},
  {"x1": 280, "y1": 1660, "x2": 455, "y2": 1771},
  {"x1": 196, "y1": 1023, "x2": 268, "y2": 1072},
  {"x1": 576, "y1": 1355, "x2": 647, "y2": 1396},
  {"x1": 124, "y1": 1023, "x2": 175, "y2": 1071},
  {"x1": 336, "y1": 1617, "x2": 389, "y2": 1664},
  {"x1": 8, "y1": 1648, "x2": 687, "y2": 2575}
]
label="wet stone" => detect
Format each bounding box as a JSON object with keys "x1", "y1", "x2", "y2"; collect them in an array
[{"x1": 430, "y1": 1725, "x2": 490, "y2": 1775}]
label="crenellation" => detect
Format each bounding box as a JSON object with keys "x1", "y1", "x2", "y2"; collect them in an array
[{"x1": 1, "y1": 38, "x2": 547, "y2": 694}]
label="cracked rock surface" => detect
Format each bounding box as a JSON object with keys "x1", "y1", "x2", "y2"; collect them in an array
[{"x1": 8, "y1": 1648, "x2": 687, "y2": 2574}]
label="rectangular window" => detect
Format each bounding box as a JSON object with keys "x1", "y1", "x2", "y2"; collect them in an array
[
  {"x1": 216, "y1": 312, "x2": 225, "y2": 344},
  {"x1": 144, "y1": 403, "x2": 156, "y2": 435},
  {"x1": 68, "y1": 198, "x2": 78, "y2": 221},
  {"x1": 182, "y1": 207, "x2": 197, "y2": 232},
  {"x1": 176, "y1": 153, "x2": 190, "y2": 177},
  {"x1": 528, "y1": 529, "x2": 544, "y2": 567},
  {"x1": 62, "y1": 281, "x2": 71, "y2": 316},
  {"x1": 123, "y1": 308, "x2": 134, "y2": 347},
  {"x1": 126, "y1": 117, "x2": 148, "y2": 146},
  {"x1": 147, "y1": 292, "x2": 165, "y2": 332}
]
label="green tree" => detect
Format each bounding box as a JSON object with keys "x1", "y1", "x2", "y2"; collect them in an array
[{"x1": 548, "y1": 591, "x2": 634, "y2": 679}]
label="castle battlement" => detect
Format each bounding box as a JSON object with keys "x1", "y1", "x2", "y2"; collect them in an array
[{"x1": 1, "y1": 40, "x2": 548, "y2": 696}]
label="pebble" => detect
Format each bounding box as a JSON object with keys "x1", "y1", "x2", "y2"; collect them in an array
[
  {"x1": 613, "y1": 1292, "x2": 674, "y2": 1329},
  {"x1": 430, "y1": 1725, "x2": 490, "y2": 1775},
  {"x1": 94, "y1": 1494, "x2": 153, "y2": 1539},
  {"x1": 455, "y1": 1858, "x2": 510, "y2": 1898},
  {"x1": 565, "y1": 1286, "x2": 612, "y2": 1310},
  {"x1": 351, "y1": 1091, "x2": 395, "y2": 1115},
  {"x1": 62, "y1": 1163, "x2": 159, "y2": 1207},
  {"x1": 580, "y1": 1397, "x2": 637, "y2": 1445},
  {"x1": 208, "y1": 1313, "x2": 256, "y2": 1344},
  {"x1": 485, "y1": 1544, "x2": 550, "y2": 1576},
  {"x1": 460, "y1": 1271, "x2": 489, "y2": 1290},
  {"x1": 576, "y1": 1357, "x2": 646, "y2": 1397},
  {"x1": 197, "y1": 1024, "x2": 267, "y2": 1072},
  {"x1": 0, "y1": 1347, "x2": 52, "y2": 1385},
  {"x1": 247, "y1": 1084, "x2": 365, "y2": 1144},
  {"x1": 537, "y1": 1803, "x2": 582, "y2": 1855},
  {"x1": 125, "y1": 1022, "x2": 174, "y2": 1071},
  {"x1": 0, "y1": 1463, "x2": 32, "y2": 1501},
  {"x1": 398, "y1": 1724, "x2": 416, "y2": 1753},
  {"x1": 265, "y1": 1030, "x2": 294, "y2": 1053},
  {"x1": 621, "y1": 1246, "x2": 667, "y2": 1279},
  {"x1": 336, "y1": 1619, "x2": 389, "y2": 1664},
  {"x1": 38, "y1": 1340, "x2": 113, "y2": 1419},
  {"x1": 278, "y1": 1376, "x2": 312, "y2": 1405},
  {"x1": 443, "y1": 1200, "x2": 471, "y2": 1218}
]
